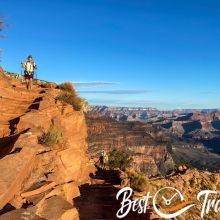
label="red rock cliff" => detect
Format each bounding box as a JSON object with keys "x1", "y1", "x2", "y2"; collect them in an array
[{"x1": 0, "y1": 68, "x2": 94, "y2": 219}]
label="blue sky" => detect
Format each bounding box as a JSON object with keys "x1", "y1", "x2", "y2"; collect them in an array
[{"x1": 1, "y1": 0, "x2": 220, "y2": 109}]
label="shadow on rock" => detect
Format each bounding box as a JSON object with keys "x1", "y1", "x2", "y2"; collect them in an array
[{"x1": 74, "y1": 168, "x2": 151, "y2": 220}]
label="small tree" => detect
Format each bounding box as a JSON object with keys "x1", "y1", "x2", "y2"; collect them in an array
[{"x1": 108, "y1": 148, "x2": 133, "y2": 171}]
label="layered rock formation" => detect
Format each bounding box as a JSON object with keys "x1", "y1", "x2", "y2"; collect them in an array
[
  {"x1": 87, "y1": 112, "x2": 220, "y2": 174},
  {"x1": 90, "y1": 106, "x2": 220, "y2": 155},
  {"x1": 86, "y1": 113, "x2": 176, "y2": 177},
  {"x1": 0, "y1": 68, "x2": 94, "y2": 219}
]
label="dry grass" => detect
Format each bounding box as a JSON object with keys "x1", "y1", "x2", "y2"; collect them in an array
[
  {"x1": 57, "y1": 92, "x2": 84, "y2": 111},
  {"x1": 38, "y1": 126, "x2": 62, "y2": 146},
  {"x1": 57, "y1": 82, "x2": 85, "y2": 111},
  {"x1": 58, "y1": 82, "x2": 76, "y2": 95}
]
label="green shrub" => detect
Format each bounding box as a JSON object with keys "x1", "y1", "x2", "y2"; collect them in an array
[
  {"x1": 108, "y1": 148, "x2": 133, "y2": 171},
  {"x1": 39, "y1": 126, "x2": 62, "y2": 146},
  {"x1": 128, "y1": 172, "x2": 149, "y2": 192},
  {"x1": 59, "y1": 82, "x2": 76, "y2": 95},
  {"x1": 56, "y1": 92, "x2": 84, "y2": 111}
]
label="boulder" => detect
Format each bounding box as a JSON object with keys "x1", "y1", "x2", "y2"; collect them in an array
[
  {"x1": 0, "y1": 147, "x2": 37, "y2": 209},
  {"x1": 0, "y1": 208, "x2": 45, "y2": 220},
  {"x1": 35, "y1": 196, "x2": 73, "y2": 220}
]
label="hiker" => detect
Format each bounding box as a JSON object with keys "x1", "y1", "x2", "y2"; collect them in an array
[
  {"x1": 21, "y1": 55, "x2": 37, "y2": 90},
  {"x1": 99, "y1": 151, "x2": 109, "y2": 170},
  {"x1": 177, "y1": 164, "x2": 188, "y2": 174}
]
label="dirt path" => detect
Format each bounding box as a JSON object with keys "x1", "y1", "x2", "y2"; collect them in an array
[{"x1": 74, "y1": 168, "x2": 153, "y2": 220}]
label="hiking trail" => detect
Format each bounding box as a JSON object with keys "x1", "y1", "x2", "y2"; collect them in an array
[{"x1": 74, "y1": 167, "x2": 155, "y2": 220}]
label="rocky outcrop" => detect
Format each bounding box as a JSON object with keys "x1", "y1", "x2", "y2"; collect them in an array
[
  {"x1": 0, "y1": 69, "x2": 95, "y2": 219},
  {"x1": 191, "y1": 112, "x2": 215, "y2": 131},
  {"x1": 171, "y1": 121, "x2": 185, "y2": 136},
  {"x1": 87, "y1": 113, "x2": 157, "y2": 153},
  {"x1": 136, "y1": 170, "x2": 220, "y2": 220}
]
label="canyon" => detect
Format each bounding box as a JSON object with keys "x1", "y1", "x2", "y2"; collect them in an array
[
  {"x1": 0, "y1": 69, "x2": 219, "y2": 220},
  {"x1": 87, "y1": 111, "x2": 220, "y2": 174}
]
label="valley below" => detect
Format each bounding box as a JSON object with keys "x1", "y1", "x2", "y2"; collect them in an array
[{"x1": 87, "y1": 109, "x2": 220, "y2": 173}]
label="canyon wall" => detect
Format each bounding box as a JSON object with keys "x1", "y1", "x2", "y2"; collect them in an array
[{"x1": 0, "y1": 68, "x2": 94, "y2": 219}]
